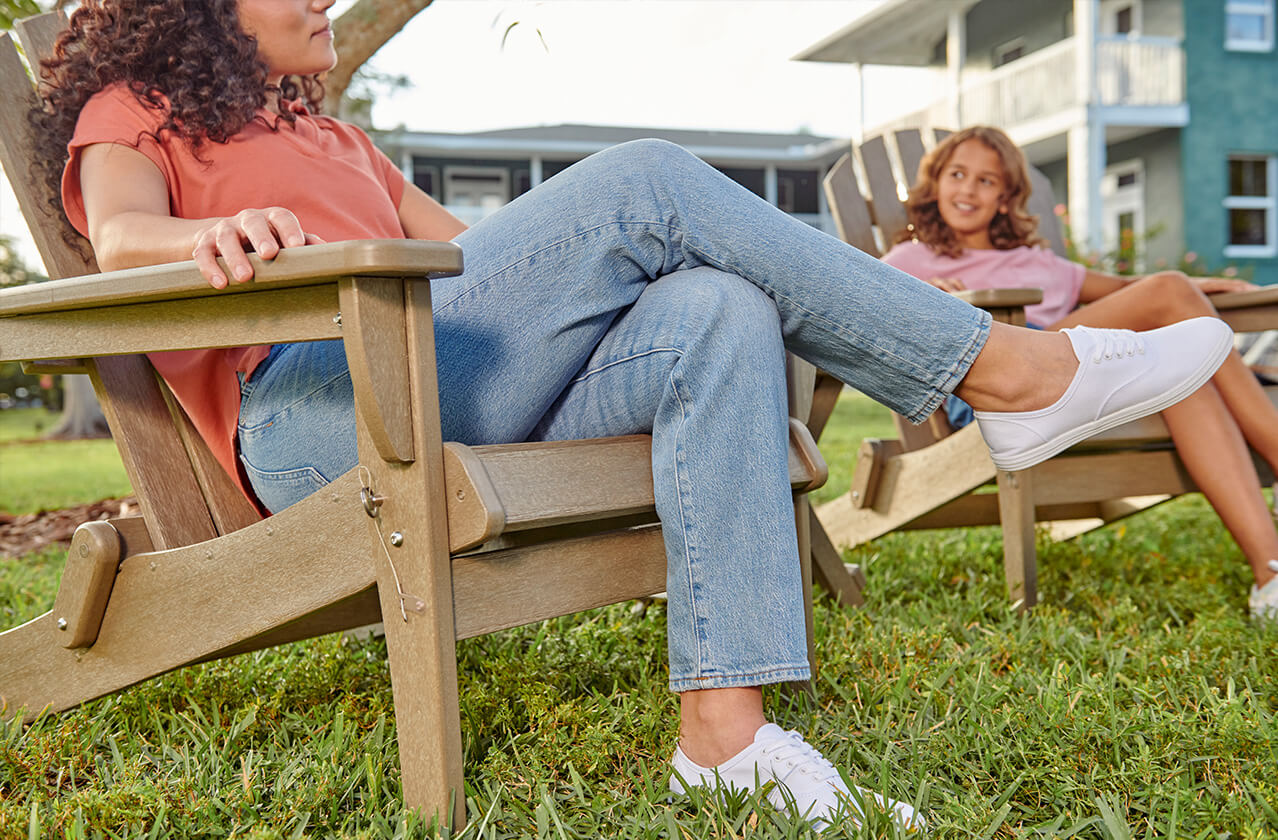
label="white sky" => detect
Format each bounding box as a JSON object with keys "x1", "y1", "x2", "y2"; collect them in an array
[{"x1": 2, "y1": 0, "x2": 940, "y2": 271}]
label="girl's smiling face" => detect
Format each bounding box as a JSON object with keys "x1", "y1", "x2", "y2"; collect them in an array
[
  {"x1": 935, "y1": 138, "x2": 1008, "y2": 250},
  {"x1": 237, "y1": 0, "x2": 338, "y2": 86}
]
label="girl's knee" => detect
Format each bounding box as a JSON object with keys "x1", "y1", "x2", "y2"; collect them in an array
[{"x1": 1139, "y1": 270, "x2": 1214, "y2": 320}]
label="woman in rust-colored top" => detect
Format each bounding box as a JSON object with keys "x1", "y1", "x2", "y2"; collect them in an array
[{"x1": 36, "y1": 0, "x2": 1235, "y2": 829}]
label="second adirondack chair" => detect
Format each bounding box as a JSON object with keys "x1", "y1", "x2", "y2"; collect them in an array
[{"x1": 812, "y1": 127, "x2": 1278, "y2": 608}]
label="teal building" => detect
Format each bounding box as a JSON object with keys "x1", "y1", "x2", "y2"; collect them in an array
[{"x1": 797, "y1": 0, "x2": 1278, "y2": 284}]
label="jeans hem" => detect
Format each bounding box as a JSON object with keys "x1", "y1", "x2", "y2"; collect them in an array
[
  {"x1": 900, "y1": 309, "x2": 992, "y2": 424},
  {"x1": 669, "y1": 664, "x2": 812, "y2": 693}
]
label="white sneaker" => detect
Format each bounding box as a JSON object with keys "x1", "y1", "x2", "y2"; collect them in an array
[
  {"x1": 974, "y1": 317, "x2": 1234, "y2": 471},
  {"x1": 1249, "y1": 560, "x2": 1278, "y2": 621},
  {"x1": 669, "y1": 723, "x2": 925, "y2": 832}
]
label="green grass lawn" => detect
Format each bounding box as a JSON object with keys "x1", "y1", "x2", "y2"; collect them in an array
[
  {"x1": 0, "y1": 408, "x2": 133, "y2": 513},
  {"x1": 2, "y1": 393, "x2": 1276, "y2": 838}
]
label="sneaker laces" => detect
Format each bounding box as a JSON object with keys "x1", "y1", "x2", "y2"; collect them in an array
[
  {"x1": 758, "y1": 729, "x2": 843, "y2": 787},
  {"x1": 1090, "y1": 329, "x2": 1145, "y2": 363}
]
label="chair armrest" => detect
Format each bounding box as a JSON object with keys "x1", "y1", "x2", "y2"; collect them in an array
[
  {"x1": 1209, "y1": 286, "x2": 1278, "y2": 334},
  {"x1": 953, "y1": 287, "x2": 1043, "y2": 309},
  {"x1": 1210, "y1": 286, "x2": 1278, "y2": 311},
  {"x1": 0, "y1": 240, "x2": 464, "y2": 363},
  {"x1": 0, "y1": 239, "x2": 463, "y2": 316}
]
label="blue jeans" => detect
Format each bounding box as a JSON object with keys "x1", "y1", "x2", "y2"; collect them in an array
[{"x1": 238, "y1": 139, "x2": 991, "y2": 692}]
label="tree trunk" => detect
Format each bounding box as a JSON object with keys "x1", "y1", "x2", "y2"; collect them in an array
[
  {"x1": 45, "y1": 374, "x2": 109, "y2": 440},
  {"x1": 327, "y1": 0, "x2": 436, "y2": 106}
]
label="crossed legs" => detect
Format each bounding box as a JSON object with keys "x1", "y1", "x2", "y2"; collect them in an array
[{"x1": 1052, "y1": 271, "x2": 1278, "y2": 586}]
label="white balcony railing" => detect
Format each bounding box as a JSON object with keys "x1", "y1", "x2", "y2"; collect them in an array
[
  {"x1": 873, "y1": 35, "x2": 1185, "y2": 135},
  {"x1": 1095, "y1": 35, "x2": 1185, "y2": 107}
]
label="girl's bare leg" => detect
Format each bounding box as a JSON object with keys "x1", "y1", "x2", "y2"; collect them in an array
[{"x1": 1050, "y1": 271, "x2": 1278, "y2": 584}]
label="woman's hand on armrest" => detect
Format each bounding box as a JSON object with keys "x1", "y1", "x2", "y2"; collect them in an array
[
  {"x1": 80, "y1": 142, "x2": 322, "y2": 288},
  {"x1": 1192, "y1": 276, "x2": 1258, "y2": 295},
  {"x1": 191, "y1": 208, "x2": 325, "y2": 288}
]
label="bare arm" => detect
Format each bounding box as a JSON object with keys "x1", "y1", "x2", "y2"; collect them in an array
[
  {"x1": 1076, "y1": 269, "x2": 1130, "y2": 303},
  {"x1": 396, "y1": 180, "x2": 468, "y2": 241},
  {"x1": 80, "y1": 142, "x2": 323, "y2": 288}
]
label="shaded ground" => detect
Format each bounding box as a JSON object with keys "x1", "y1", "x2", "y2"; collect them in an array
[{"x1": 0, "y1": 497, "x2": 137, "y2": 557}]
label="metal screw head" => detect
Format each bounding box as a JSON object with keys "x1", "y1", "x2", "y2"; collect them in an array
[
  {"x1": 57, "y1": 617, "x2": 68, "y2": 631},
  {"x1": 389, "y1": 531, "x2": 405, "y2": 547}
]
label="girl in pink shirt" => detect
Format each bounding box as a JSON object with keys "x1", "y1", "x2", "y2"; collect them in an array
[{"x1": 883, "y1": 126, "x2": 1278, "y2": 615}]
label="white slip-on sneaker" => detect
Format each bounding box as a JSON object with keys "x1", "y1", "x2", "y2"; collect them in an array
[
  {"x1": 669, "y1": 723, "x2": 925, "y2": 832},
  {"x1": 1249, "y1": 560, "x2": 1278, "y2": 621},
  {"x1": 974, "y1": 317, "x2": 1234, "y2": 471}
]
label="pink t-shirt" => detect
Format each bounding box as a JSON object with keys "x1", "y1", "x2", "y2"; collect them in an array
[
  {"x1": 881, "y1": 241, "x2": 1086, "y2": 328},
  {"x1": 62, "y1": 84, "x2": 409, "y2": 502}
]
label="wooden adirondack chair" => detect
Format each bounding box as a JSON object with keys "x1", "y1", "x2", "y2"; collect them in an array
[
  {"x1": 813, "y1": 127, "x2": 1278, "y2": 609},
  {"x1": 0, "y1": 13, "x2": 834, "y2": 828}
]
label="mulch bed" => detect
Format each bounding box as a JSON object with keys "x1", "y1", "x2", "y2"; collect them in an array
[{"x1": 0, "y1": 497, "x2": 138, "y2": 558}]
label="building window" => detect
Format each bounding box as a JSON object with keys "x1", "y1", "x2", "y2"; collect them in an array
[
  {"x1": 1100, "y1": 0, "x2": 1141, "y2": 35},
  {"x1": 412, "y1": 159, "x2": 439, "y2": 198},
  {"x1": 777, "y1": 169, "x2": 819, "y2": 214},
  {"x1": 541, "y1": 160, "x2": 576, "y2": 181},
  {"x1": 1102, "y1": 160, "x2": 1145, "y2": 271},
  {"x1": 716, "y1": 167, "x2": 766, "y2": 198},
  {"x1": 1224, "y1": 155, "x2": 1277, "y2": 257},
  {"x1": 993, "y1": 37, "x2": 1025, "y2": 68},
  {"x1": 443, "y1": 166, "x2": 510, "y2": 218},
  {"x1": 1226, "y1": 0, "x2": 1274, "y2": 51}
]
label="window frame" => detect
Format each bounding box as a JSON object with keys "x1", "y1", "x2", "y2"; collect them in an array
[
  {"x1": 1225, "y1": 0, "x2": 1275, "y2": 52},
  {"x1": 1223, "y1": 154, "x2": 1278, "y2": 259},
  {"x1": 992, "y1": 36, "x2": 1026, "y2": 68}
]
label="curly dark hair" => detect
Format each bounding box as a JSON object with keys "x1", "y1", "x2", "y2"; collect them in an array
[
  {"x1": 894, "y1": 125, "x2": 1045, "y2": 258},
  {"x1": 30, "y1": 0, "x2": 324, "y2": 240}
]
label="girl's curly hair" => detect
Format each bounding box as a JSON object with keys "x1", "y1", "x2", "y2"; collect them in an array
[
  {"x1": 895, "y1": 125, "x2": 1045, "y2": 258},
  {"x1": 30, "y1": 0, "x2": 324, "y2": 237}
]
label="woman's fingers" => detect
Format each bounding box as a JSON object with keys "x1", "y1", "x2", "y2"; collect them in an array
[
  {"x1": 262, "y1": 207, "x2": 309, "y2": 250},
  {"x1": 192, "y1": 240, "x2": 229, "y2": 288},
  {"x1": 215, "y1": 223, "x2": 257, "y2": 284},
  {"x1": 1197, "y1": 276, "x2": 1258, "y2": 294},
  {"x1": 194, "y1": 208, "x2": 318, "y2": 287}
]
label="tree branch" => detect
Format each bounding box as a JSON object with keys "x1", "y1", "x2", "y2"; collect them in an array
[{"x1": 328, "y1": 0, "x2": 436, "y2": 106}]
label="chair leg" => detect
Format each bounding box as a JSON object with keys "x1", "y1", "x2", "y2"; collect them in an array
[
  {"x1": 996, "y1": 469, "x2": 1038, "y2": 610},
  {"x1": 790, "y1": 495, "x2": 817, "y2": 697},
  {"x1": 808, "y1": 507, "x2": 865, "y2": 607},
  {"x1": 345, "y1": 277, "x2": 466, "y2": 829}
]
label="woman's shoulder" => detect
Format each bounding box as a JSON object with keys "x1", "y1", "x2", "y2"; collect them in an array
[{"x1": 76, "y1": 83, "x2": 170, "y2": 135}]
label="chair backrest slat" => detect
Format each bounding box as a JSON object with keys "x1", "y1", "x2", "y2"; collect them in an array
[
  {"x1": 857, "y1": 134, "x2": 909, "y2": 247},
  {"x1": 821, "y1": 153, "x2": 879, "y2": 256},
  {"x1": 1026, "y1": 167, "x2": 1068, "y2": 257},
  {"x1": 893, "y1": 129, "x2": 927, "y2": 188},
  {"x1": 0, "y1": 29, "x2": 94, "y2": 281}
]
